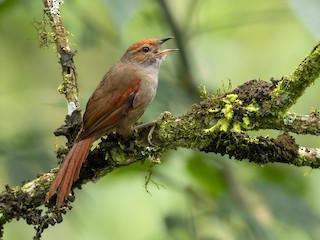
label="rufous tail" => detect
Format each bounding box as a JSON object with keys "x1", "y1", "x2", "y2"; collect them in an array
[{"x1": 45, "y1": 137, "x2": 94, "y2": 207}]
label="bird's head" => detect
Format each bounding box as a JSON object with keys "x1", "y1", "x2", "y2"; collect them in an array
[{"x1": 123, "y1": 36, "x2": 178, "y2": 68}]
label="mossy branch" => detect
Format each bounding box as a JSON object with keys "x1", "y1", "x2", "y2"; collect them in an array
[
  {"x1": 267, "y1": 112, "x2": 320, "y2": 135},
  {"x1": 42, "y1": 0, "x2": 80, "y2": 115},
  {"x1": 271, "y1": 43, "x2": 320, "y2": 115}
]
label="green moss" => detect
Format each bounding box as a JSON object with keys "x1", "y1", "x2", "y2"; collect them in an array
[
  {"x1": 221, "y1": 105, "x2": 233, "y2": 120},
  {"x1": 204, "y1": 93, "x2": 257, "y2": 133},
  {"x1": 226, "y1": 94, "x2": 239, "y2": 102},
  {"x1": 208, "y1": 108, "x2": 220, "y2": 113},
  {"x1": 283, "y1": 112, "x2": 296, "y2": 125},
  {"x1": 159, "y1": 116, "x2": 177, "y2": 140},
  {"x1": 311, "y1": 108, "x2": 320, "y2": 117},
  {"x1": 57, "y1": 82, "x2": 66, "y2": 94},
  {"x1": 205, "y1": 118, "x2": 228, "y2": 133},
  {"x1": 245, "y1": 103, "x2": 258, "y2": 112},
  {"x1": 271, "y1": 44, "x2": 320, "y2": 115},
  {"x1": 231, "y1": 121, "x2": 242, "y2": 132},
  {"x1": 199, "y1": 85, "x2": 208, "y2": 100},
  {"x1": 242, "y1": 116, "x2": 250, "y2": 127}
]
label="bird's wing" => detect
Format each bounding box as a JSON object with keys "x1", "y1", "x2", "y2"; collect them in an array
[{"x1": 79, "y1": 77, "x2": 141, "y2": 140}]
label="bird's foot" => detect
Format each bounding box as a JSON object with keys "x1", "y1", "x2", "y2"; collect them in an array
[{"x1": 133, "y1": 111, "x2": 172, "y2": 145}]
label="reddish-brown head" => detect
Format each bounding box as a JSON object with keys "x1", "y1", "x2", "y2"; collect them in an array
[{"x1": 122, "y1": 37, "x2": 178, "y2": 67}]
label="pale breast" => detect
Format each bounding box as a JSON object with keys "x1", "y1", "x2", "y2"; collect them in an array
[{"x1": 115, "y1": 66, "x2": 159, "y2": 136}]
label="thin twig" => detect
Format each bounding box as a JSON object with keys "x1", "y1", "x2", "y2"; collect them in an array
[{"x1": 43, "y1": 0, "x2": 80, "y2": 115}]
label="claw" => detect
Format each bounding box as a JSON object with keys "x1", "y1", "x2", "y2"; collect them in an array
[
  {"x1": 147, "y1": 125, "x2": 156, "y2": 145},
  {"x1": 133, "y1": 111, "x2": 172, "y2": 145}
]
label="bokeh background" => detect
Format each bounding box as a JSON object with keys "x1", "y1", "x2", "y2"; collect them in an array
[{"x1": 1, "y1": 0, "x2": 320, "y2": 239}]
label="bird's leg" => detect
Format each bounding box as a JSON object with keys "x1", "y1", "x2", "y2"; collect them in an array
[{"x1": 133, "y1": 111, "x2": 172, "y2": 145}]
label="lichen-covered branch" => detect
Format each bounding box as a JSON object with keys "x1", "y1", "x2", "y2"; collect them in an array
[
  {"x1": 271, "y1": 43, "x2": 320, "y2": 115},
  {"x1": 0, "y1": 107, "x2": 320, "y2": 236},
  {"x1": 268, "y1": 112, "x2": 320, "y2": 135},
  {"x1": 2, "y1": 39, "x2": 320, "y2": 237},
  {"x1": 42, "y1": 0, "x2": 80, "y2": 115},
  {"x1": 1, "y1": 80, "x2": 320, "y2": 237}
]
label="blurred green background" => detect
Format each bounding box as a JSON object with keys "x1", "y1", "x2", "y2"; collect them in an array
[{"x1": 1, "y1": 0, "x2": 320, "y2": 239}]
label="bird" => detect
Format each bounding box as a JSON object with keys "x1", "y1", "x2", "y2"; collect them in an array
[{"x1": 45, "y1": 37, "x2": 178, "y2": 207}]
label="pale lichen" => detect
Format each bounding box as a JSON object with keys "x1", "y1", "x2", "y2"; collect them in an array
[{"x1": 283, "y1": 112, "x2": 297, "y2": 125}]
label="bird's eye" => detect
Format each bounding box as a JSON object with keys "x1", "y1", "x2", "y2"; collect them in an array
[{"x1": 142, "y1": 46, "x2": 150, "y2": 53}]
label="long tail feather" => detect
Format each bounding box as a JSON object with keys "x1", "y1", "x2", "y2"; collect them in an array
[{"x1": 46, "y1": 137, "x2": 94, "y2": 207}]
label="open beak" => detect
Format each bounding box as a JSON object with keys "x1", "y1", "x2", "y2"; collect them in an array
[
  {"x1": 158, "y1": 36, "x2": 179, "y2": 56},
  {"x1": 159, "y1": 36, "x2": 174, "y2": 44}
]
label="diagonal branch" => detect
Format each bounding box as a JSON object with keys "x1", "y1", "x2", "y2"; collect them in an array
[
  {"x1": 271, "y1": 43, "x2": 320, "y2": 115},
  {"x1": 0, "y1": 109, "x2": 319, "y2": 224},
  {"x1": 2, "y1": 41, "x2": 320, "y2": 237}
]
